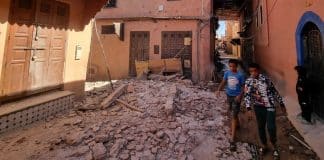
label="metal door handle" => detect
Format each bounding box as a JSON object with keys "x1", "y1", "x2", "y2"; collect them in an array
[{"x1": 22, "y1": 48, "x2": 45, "y2": 50}]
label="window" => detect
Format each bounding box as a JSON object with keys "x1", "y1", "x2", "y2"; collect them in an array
[
  {"x1": 104, "y1": 0, "x2": 116, "y2": 8},
  {"x1": 57, "y1": 6, "x2": 67, "y2": 16},
  {"x1": 101, "y1": 25, "x2": 115, "y2": 34},
  {"x1": 40, "y1": 2, "x2": 51, "y2": 13},
  {"x1": 19, "y1": 0, "x2": 32, "y2": 9}
]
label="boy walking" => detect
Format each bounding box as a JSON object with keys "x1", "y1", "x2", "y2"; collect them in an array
[
  {"x1": 244, "y1": 63, "x2": 286, "y2": 158},
  {"x1": 216, "y1": 59, "x2": 245, "y2": 151}
]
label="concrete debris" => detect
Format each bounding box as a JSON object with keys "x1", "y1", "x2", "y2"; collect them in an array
[
  {"x1": 64, "y1": 131, "x2": 88, "y2": 145},
  {"x1": 0, "y1": 78, "x2": 253, "y2": 160},
  {"x1": 91, "y1": 143, "x2": 107, "y2": 160},
  {"x1": 68, "y1": 145, "x2": 90, "y2": 158},
  {"x1": 109, "y1": 139, "x2": 127, "y2": 158}
]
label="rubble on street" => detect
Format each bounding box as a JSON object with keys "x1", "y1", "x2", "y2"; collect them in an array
[{"x1": 0, "y1": 76, "x2": 252, "y2": 160}]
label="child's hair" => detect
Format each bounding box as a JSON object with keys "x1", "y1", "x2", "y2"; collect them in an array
[
  {"x1": 248, "y1": 63, "x2": 260, "y2": 69},
  {"x1": 228, "y1": 59, "x2": 239, "y2": 66}
]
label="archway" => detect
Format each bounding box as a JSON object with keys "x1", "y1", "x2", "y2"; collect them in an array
[{"x1": 296, "y1": 11, "x2": 324, "y2": 119}]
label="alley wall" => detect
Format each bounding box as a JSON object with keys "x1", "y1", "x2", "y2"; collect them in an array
[{"x1": 252, "y1": 0, "x2": 324, "y2": 99}]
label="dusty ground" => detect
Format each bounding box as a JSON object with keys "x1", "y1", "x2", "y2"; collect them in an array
[
  {"x1": 232, "y1": 106, "x2": 319, "y2": 160},
  {"x1": 0, "y1": 76, "x2": 319, "y2": 160}
]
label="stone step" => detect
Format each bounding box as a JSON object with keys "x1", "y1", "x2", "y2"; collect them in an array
[{"x1": 0, "y1": 91, "x2": 74, "y2": 134}]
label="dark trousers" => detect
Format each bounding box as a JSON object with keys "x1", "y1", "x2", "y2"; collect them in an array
[
  {"x1": 254, "y1": 105, "x2": 277, "y2": 146},
  {"x1": 298, "y1": 96, "x2": 312, "y2": 122}
]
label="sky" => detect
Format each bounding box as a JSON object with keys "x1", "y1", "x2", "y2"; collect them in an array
[{"x1": 216, "y1": 21, "x2": 226, "y2": 38}]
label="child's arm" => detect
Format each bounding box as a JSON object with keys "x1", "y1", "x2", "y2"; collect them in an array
[
  {"x1": 268, "y1": 79, "x2": 285, "y2": 107},
  {"x1": 216, "y1": 72, "x2": 228, "y2": 96},
  {"x1": 244, "y1": 79, "x2": 253, "y2": 110}
]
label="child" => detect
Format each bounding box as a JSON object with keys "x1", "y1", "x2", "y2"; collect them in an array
[
  {"x1": 244, "y1": 63, "x2": 286, "y2": 158},
  {"x1": 294, "y1": 66, "x2": 313, "y2": 124},
  {"x1": 216, "y1": 59, "x2": 245, "y2": 151}
]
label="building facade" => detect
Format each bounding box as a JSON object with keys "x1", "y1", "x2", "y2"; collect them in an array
[
  {"x1": 250, "y1": 0, "x2": 324, "y2": 157},
  {"x1": 88, "y1": 0, "x2": 215, "y2": 82},
  {"x1": 0, "y1": 0, "x2": 107, "y2": 101}
]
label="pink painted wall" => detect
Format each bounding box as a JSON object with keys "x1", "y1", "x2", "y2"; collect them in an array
[
  {"x1": 252, "y1": 0, "x2": 324, "y2": 99},
  {"x1": 96, "y1": 0, "x2": 212, "y2": 19},
  {"x1": 89, "y1": 0, "x2": 214, "y2": 82},
  {"x1": 89, "y1": 19, "x2": 205, "y2": 81}
]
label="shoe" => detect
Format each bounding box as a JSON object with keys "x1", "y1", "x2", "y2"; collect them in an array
[
  {"x1": 259, "y1": 146, "x2": 268, "y2": 155},
  {"x1": 229, "y1": 142, "x2": 236, "y2": 151},
  {"x1": 273, "y1": 149, "x2": 280, "y2": 159}
]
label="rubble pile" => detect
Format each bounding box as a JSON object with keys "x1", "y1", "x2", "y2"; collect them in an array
[{"x1": 7, "y1": 78, "x2": 253, "y2": 160}]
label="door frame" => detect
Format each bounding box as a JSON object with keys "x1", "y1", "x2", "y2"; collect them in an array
[
  {"x1": 296, "y1": 11, "x2": 324, "y2": 65},
  {"x1": 0, "y1": 0, "x2": 69, "y2": 102}
]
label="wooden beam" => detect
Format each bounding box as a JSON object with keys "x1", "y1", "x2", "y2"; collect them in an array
[
  {"x1": 116, "y1": 99, "x2": 143, "y2": 113},
  {"x1": 101, "y1": 84, "x2": 128, "y2": 109}
]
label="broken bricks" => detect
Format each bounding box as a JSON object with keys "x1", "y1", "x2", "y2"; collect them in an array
[{"x1": 0, "y1": 79, "x2": 255, "y2": 160}]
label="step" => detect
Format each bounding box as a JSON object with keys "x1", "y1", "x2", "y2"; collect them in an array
[{"x1": 0, "y1": 91, "x2": 75, "y2": 134}]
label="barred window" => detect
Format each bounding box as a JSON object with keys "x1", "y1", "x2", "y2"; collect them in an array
[
  {"x1": 104, "y1": 0, "x2": 116, "y2": 8},
  {"x1": 101, "y1": 25, "x2": 115, "y2": 34}
]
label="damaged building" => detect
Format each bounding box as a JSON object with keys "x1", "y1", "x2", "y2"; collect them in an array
[{"x1": 87, "y1": 0, "x2": 217, "y2": 82}]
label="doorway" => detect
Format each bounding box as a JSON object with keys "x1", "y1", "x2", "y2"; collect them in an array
[
  {"x1": 301, "y1": 22, "x2": 324, "y2": 119},
  {"x1": 129, "y1": 31, "x2": 150, "y2": 76},
  {"x1": 1, "y1": 0, "x2": 69, "y2": 98}
]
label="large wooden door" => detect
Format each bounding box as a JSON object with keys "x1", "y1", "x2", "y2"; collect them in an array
[
  {"x1": 2, "y1": 0, "x2": 68, "y2": 97},
  {"x1": 3, "y1": 0, "x2": 35, "y2": 95},
  {"x1": 47, "y1": 1, "x2": 68, "y2": 87},
  {"x1": 129, "y1": 31, "x2": 150, "y2": 76}
]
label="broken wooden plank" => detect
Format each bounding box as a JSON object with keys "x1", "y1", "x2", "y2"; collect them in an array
[
  {"x1": 101, "y1": 84, "x2": 128, "y2": 109},
  {"x1": 148, "y1": 59, "x2": 165, "y2": 73},
  {"x1": 164, "y1": 58, "x2": 181, "y2": 73},
  {"x1": 290, "y1": 134, "x2": 312, "y2": 150},
  {"x1": 135, "y1": 60, "x2": 149, "y2": 78},
  {"x1": 116, "y1": 99, "x2": 143, "y2": 113}
]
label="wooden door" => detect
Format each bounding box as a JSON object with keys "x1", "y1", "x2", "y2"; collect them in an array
[
  {"x1": 29, "y1": 0, "x2": 53, "y2": 90},
  {"x1": 129, "y1": 31, "x2": 150, "y2": 76},
  {"x1": 47, "y1": 1, "x2": 68, "y2": 87},
  {"x1": 3, "y1": 0, "x2": 35, "y2": 96},
  {"x1": 2, "y1": 0, "x2": 68, "y2": 98}
]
